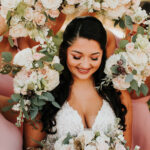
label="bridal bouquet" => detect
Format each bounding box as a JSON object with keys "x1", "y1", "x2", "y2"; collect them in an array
[
  {"x1": 54, "y1": 119, "x2": 140, "y2": 150},
  {"x1": 1, "y1": 40, "x2": 63, "y2": 126},
  {"x1": 104, "y1": 28, "x2": 150, "y2": 96},
  {"x1": 0, "y1": 0, "x2": 62, "y2": 44}
]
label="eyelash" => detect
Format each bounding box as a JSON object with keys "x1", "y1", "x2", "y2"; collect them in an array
[{"x1": 73, "y1": 56, "x2": 98, "y2": 61}]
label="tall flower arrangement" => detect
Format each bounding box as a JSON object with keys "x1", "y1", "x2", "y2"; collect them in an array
[{"x1": 1, "y1": 41, "x2": 64, "y2": 126}]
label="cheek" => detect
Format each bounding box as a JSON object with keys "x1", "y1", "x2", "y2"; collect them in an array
[{"x1": 66, "y1": 54, "x2": 77, "y2": 70}]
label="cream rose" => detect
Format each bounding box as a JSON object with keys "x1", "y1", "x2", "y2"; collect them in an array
[
  {"x1": 1, "y1": 0, "x2": 21, "y2": 9},
  {"x1": 126, "y1": 42, "x2": 135, "y2": 53},
  {"x1": 34, "y1": 12, "x2": 46, "y2": 26},
  {"x1": 24, "y1": 7, "x2": 34, "y2": 21},
  {"x1": 66, "y1": 0, "x2": 81, "y2": 5},
  {"x1": 35, "y1": 1, "x2": 44, "y2": 11},
  {"x1": 24, "y1": 0, "x2": 35, "y2": 5},
  {"x1": 9, "y1": 23, "x2": 28, "y2": 38},
  {"x1": 62, "y1": 5, "x2": 76, "y2": 14},
  {"x1": 115, "y1": 143, "x2": 126, "y2": 150},
  {"x1": 41, "y1": 0, "x2": 62, "y2": 10}
]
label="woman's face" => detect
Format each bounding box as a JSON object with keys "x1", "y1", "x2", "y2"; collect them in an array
[{"x1": 67, "y1": 37, "x2": 103, "y2": 80}]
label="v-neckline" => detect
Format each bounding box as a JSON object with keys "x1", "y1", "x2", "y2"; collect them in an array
[{"x1": 66, "y1": 100, "x2": 105, "y2": 129}]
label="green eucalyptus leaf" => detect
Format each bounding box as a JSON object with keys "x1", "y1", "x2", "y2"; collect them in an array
[
  {"x1": 2, "y1": 52, "x2": 13, "y2": 63},
  {"x1": 40, "y1": 92, "x2": 55, "y2": 102},
  {"x1": 114, "y1": 19, "x2": 120, "y2": 27},
  {"x1": 32, "y1": 97, "x2": 39, "y2": 106},
  {"x1": 132, "y1": 70, "x2": 137, "y2": 75},
  {"x1": 52, "y1": 101, "x2": 60, "y2": 108},
  {"x1": 23, "y1": 108, "x2": 29, "y2": 120},
  {"x1": 114, "y1": 48, "x2": 125, "y2": 54},
  {"x1": 119, "y1": 19, "x2": 125, "y2": 29},
  {"x1": 30, "y1": 108, "x2": 38, "y2": 120},
  {"x1": 37, "y1": 60, "x2": 44, "y2": 68},
  {"x1": 53, "y1": 63, "x2": 64, "y2": 72},
  {"x1": 137, "y1": 26, "x2": 144, "y2": 35},
  {"x1": 130, "y1": 80, "x2": 138, "y2": 91},
  {"x1": 119, "y1": 40, "x2": 129, "y2": 49},
  {"x1": 125, "y1": 15, "x2": 133, "y2": 30},
  {"x1": 40, "y1": 55, "x2": 53, "y2": 62},
  {"x1": 8, "y1": 99, "x2": 14, "y2": 104},
  {"x1": 8, "y1": 36, "x2": 14, "y2": 47},
  {"x1": 132, "y1": 34, "x2": 137, "y2": 43},
  {"x1": 111, "y1": 65, "x2": 118, "y2": 75},
  {"x1": 37, "y1": 100, "x2": 46, "y2": 106},
  {"x1": 62, "y1": 133, "x2": 73, "y2": 145},
  {"x1": 16, "y1": 2, "x2": 27, "y2": 16},
  {"x1": 140, "y1": 84, "x2": 148, "y2": 96},
  {"x1": 2, "y1": 105, "x2": 13, "y2": 112},
  {"x1": 11, "y1": 94, "x2": 21, "y2": 102},
  {"x1": 125, "y1": 74, "x2": 133, "y2": 82},
  {"x1": 127, "y1": 87, "x2": 132, "y2": 93}
]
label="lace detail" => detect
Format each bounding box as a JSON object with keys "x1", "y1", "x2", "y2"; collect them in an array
[{"x1": 45, "y1": 100, "x2": 116, "y2": 149}]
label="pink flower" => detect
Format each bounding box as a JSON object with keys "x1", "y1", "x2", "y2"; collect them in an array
[
  {"x1": 115, "y1": 143, "x2": 126, "y2": 150},
  {"x1": 126, "y1": 42, "x2": 135, "y2": 52},
  {"x1": 34, "y1": 12, "x2": 46, "y2": 26}
]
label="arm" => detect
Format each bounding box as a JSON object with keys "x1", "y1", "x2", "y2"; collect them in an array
[
  {"x1": 0, "y1": 15, "x2": 7, "y2": 35},
  {"x1": 23, "y1": 114, "x2": 46, "y2": 149},
  {"x1": 120, "y1": 90, "x2": 132, "y2": 148}
]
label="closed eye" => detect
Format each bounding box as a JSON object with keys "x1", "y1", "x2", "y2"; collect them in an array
[
  {"x1": 73, "y1": 56, "x2": 81, "y2": 60},
  {"x1": 91, "y1": 58, "x2": 98, "y2": 61}
]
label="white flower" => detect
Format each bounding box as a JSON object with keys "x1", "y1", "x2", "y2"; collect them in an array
[
  {"x1": 52, "y1": 56, "x2": 60, "y2": 65},
  {"x1": 62, "y1": 5, "x2": 76, "y2": 15},
  {"x1": 104, "y1": 5, "x2": 127, "y2": 19},
  {"x1": 119, "y1": 0, "x2": 131, "y2": 5},
  {"x1": 0, "y1": 6, "x2": 10, "y2": 19},
  {"x1": 9, "y1": 23, "x2": 28, "y2": 38},
  {"x1": 85, "y1": 145, "x2": 96, "y2": 150},
  {"x1": 1, "y1": 0, "x2": 21, "y2": 9},
  {"x1": 12, "y1": 103, "x2": 20, "y2": 111},
  {"x1": 46, "y1": 9, "x2": 60, "y2": 18},
  {"x1": 24, "y1": 7, "x2": 34, "y2": 21},
  {"x1": 24, "y1": 0, "x2": 35, "y2": 5},
  {"x1": 10, "y1": 15, "x2": 21, "y2": 26},
  {"x1": 127, "y1": 51, "x2": 148, "y2": 66},
  {"x1": 131, "y1": 7, "x2": 148, "y2": 24},
  {"x1": 134, "y1": 145, "x2": 140, "y2": 150},
  {"x1": 41, "y1": 0, "x2": 62, "y2": 10},
  {"x1": 102, "y1": 0, "x2": 119, "y2": 9},
  {"x1": 24, "y1": 100, "x2": 31, "y2": 105},
  {"x1": 34, "y1": 12, "x2": 46, "y2": 26},
  {"x1": 112, "y1": 76, "x2": 130, "y2": 90},
  {"x1": 13, "y1": 48, "x2": 33, "y2": 68},
  {"x1": 126, "y1": 42, "x2": 135, "y2": 53},
  {"x1": 135, "y1": 34, "x2": 150, "y2": 52},
  {"x1": 93, "y1": 2, "x2": 101, "y2": 11},
  {"x1": 115, "y1": 143, "x2": 126, "y2": 150},
  {"x1": 96, "y1": 141, "x2": 109, "y2": 150},
  {"x1": 35, "y1": 1, "x2": 44, "y2": 11}
]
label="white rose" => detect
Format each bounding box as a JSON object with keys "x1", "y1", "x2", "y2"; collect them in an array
[
  {"x1": 93, "y1": 2, "x2": 101, "y2": 11},
  {"x1": 9, "y1": 23, "x2": 28, "y2": 38},
  {"x1": 112, "y1": 76, "x2": 130, "y2": 90},
  {"x1": 10, "y1": 15, "x2": 21, "y2": 26},
  {"x1": 24, "y1": 0, "x2": 35, "y2": 5},
  {"x1": 85, "y1": 145, "x2": 96, "y2": 150},
  {"x1": 46, "y1": 9, "x2": 60, "y2": 18},
  {"x1": 44, "y1": 68, "x2": 60, "y2": 91},
  {"x1": 131, "y1": 7, "x2": 147, "y2": 24},
  {"x1": 104, "y1": 5, "x2": 127, "y2": 19},
  {"x1": 96, "y1": 141, "x2": 109, "y2": 150},
  {"x1": 115, "y1": 143, "x2": 126, "y2": 150},
  {"x1": 24, "y1": 7, "x2": 34, "y2": 21},
  {"x1": 35, "y1": 1, "x2": 44, "y2": 12},
  {"x1": 41, "y1": 0, "x2": 62, "y2": 10},
  {"x1": 119, "y1": 0, "x2": 131, "y2": 5},
  {"x1": 13, "y1": 48, "x2": 33, "y2": 68},
  {"x1": 62, "y1": 5, "x2": 76, "y2": 15},
  {"x1": 126, "y1": 42, "x2": 135, "y2": 53},
  {"x1": 102, "y1": 0, "x2": 119, "y2": 9},
  {"x1": 127, "y1": 51, "x2": 148, "y2": 65},
  {"x1": 134, "y1": 145, "x2": 140, "y2": 150},
  {"x1": 12, "y1": 103, "x2": 20, "y2": 111},
  {"x1": 34, "y1": 12, "x2": 46, "y2": 26},
  {"x1": 33, "y1": 52, "x2": 45, "y2": 61},
  {"x1": 1, "y1": 0, "x2": 21, "y2": 9}
]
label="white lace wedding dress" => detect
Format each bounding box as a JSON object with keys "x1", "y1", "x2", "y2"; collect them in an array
[{"x1": 44, "y1": 100, "x2": 116, "y2": 150}]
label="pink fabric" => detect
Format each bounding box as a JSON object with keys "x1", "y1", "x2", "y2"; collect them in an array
[
  {"x1": 132, "y1": 95, "x2": 150, "y2": 150},
  {"x1": 0, "y1": 74, "x2": 13, "y2": 97},
  {"x1": 0, "y1": 113, "x2": 23, "y2": 150}
]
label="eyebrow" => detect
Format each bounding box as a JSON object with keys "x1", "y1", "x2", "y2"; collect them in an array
[{"x1": 72, "y1": 50, "x2": 100, "y2": 55}]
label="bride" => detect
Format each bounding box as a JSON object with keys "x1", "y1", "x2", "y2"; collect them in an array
[{"x1": 32, "y1": 16, "x2": 132, "y2": 149}]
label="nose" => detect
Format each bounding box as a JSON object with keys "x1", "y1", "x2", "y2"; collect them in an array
[{"x1": 80, "y1": 58, "x2": 91, "y2": 69}]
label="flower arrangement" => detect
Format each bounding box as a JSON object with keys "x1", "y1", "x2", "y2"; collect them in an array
[
  {"x1": 54, "y1": 119, "x2": 140, "y2": 150},
  {"x1": 104, "y1": 24, "x2": 150, "y2": 96},
  {"x1": 1, "y1": 40, "x2": 64, "y2": 126}
]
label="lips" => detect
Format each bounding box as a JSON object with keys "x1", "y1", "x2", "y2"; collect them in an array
[{"x1": 76, "y1": 67, "x2": 91, "y2": 74}]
